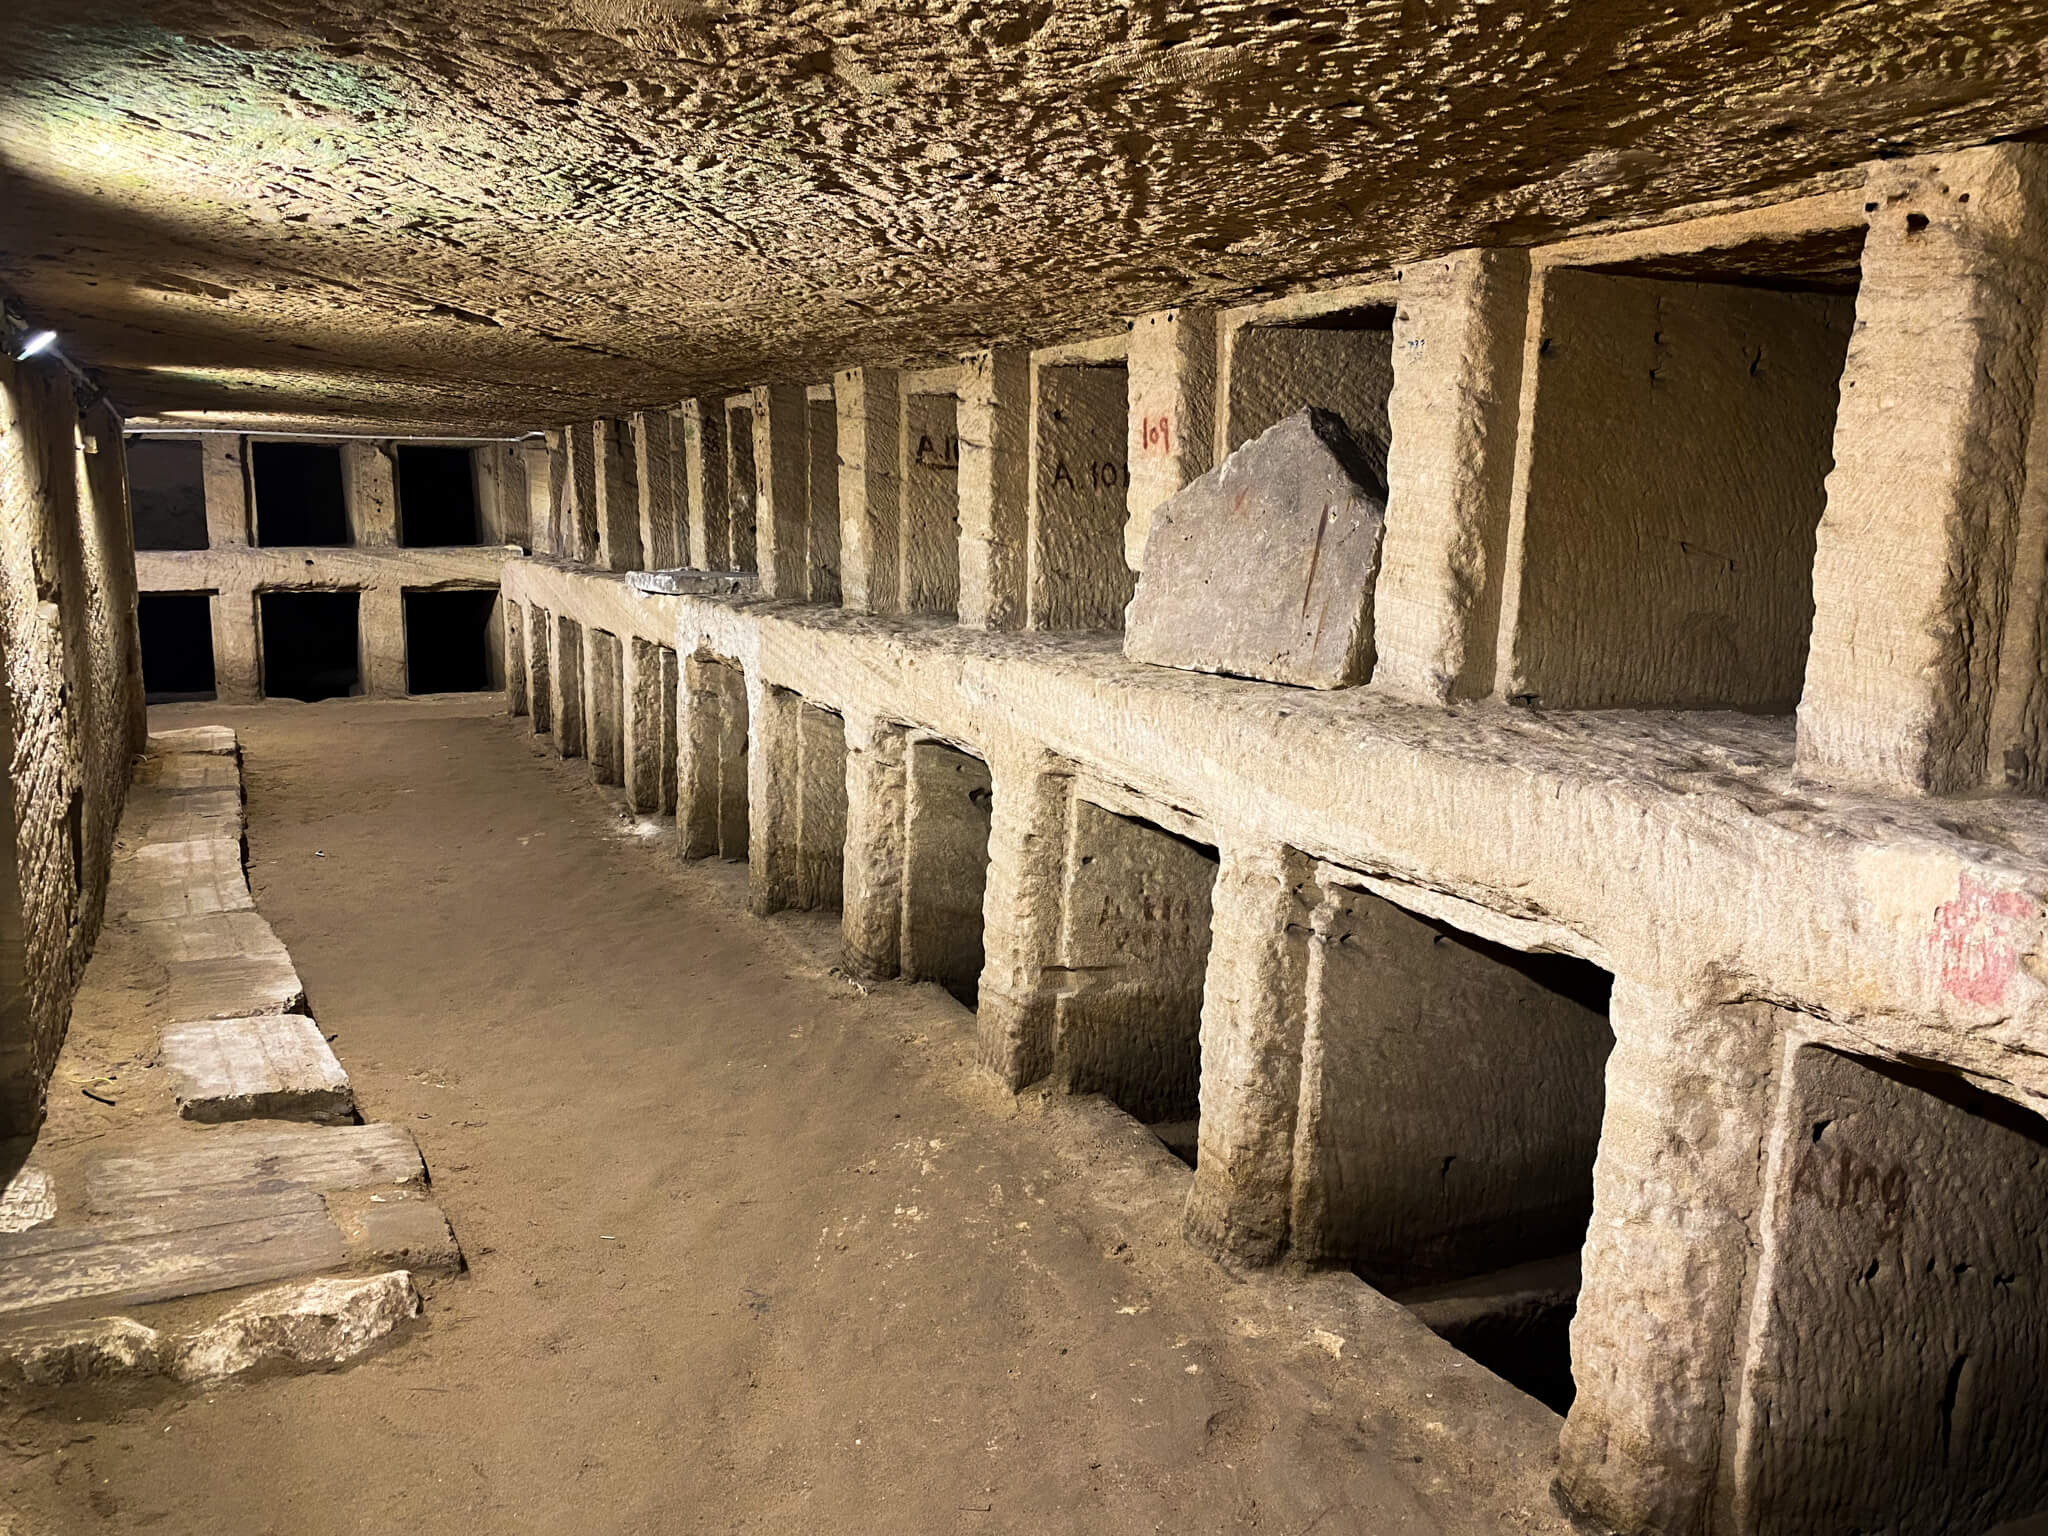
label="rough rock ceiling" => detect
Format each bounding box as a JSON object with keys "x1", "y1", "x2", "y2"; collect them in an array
[{"x1": 1, "y1": 1, "x2": 2045, "y2": 434}]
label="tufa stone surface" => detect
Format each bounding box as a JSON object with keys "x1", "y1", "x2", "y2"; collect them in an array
[{"x1": 1125, "y1": 408, "x2": 1388, "y2": 688}]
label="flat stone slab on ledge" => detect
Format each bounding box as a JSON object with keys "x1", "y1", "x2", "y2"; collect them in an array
[
  {"x1": 160, "y1": 1014, "x2": 354, "y2": 1124},
  {"x1": 1125, "y1": 406, "x2": 1389, "y2": 689},
  {"x1": 628, "y1": 566, "x2": 760, "y2": 597}
]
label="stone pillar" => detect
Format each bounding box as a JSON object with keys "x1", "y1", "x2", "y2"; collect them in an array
[
  {"x1": 748, "y1": 682, "x2": 802, "y2": 915},
  {"x1": 526, "y1": 605, "x2": 553, "y2": 733},
  {"x1": 535, "y1": 433, "x2": 564, "y2": 558},
  {"x1": 551, "y1": 616, "x2": 586, "y2": 758},
  {"x1": 623, "y1": 636, "x2": 671, "y2": 814},
  {"x1": 200, "y1": 437, "x2": 249, "y2": 548},
  {"x1": 975, "y1": 752, "x2": 1071, "y2": 1089},
  {"x1": 593, "y1": 418, "x2": 642, "y2": 573},
  {"x1": 753, "y1": 384, "x2": 811, "y2": 599},
  {"x1": 505, "y1": 599, "x2": 528, "y2": 717},
  {"x1": 726, "y1": 397, "x2": 759, "y2": 573},
  {"x1": 1371, "y1": 250, "x2": 1531, "y2": 703},
  {"x1": 586, "y1": 628, "x2": 625, "y2": 784},
  {"x1": 209, "y1": 590, "x2": 260, "y2": 703},
  {"x1": 748, "y1": 690, "x2": 847, "y2": 913},
  {"x1": 632, "y1": 409, "x2": 679, "y2": 571},
  {"x1": 836, "y1": 367, "x2": 900, "y2": 615},
  {"x1": 958, "y1": 348, "x2": 1030, "y2": 630},
  {"x1": 1558, "y1": 983, "x2": 1782, "y2": 1536},
  {"x1": 341, "y1": 441, "x2": 398, "y2": 546},
  {"x1": 679, "y1": 399, "x2": 727, "y2": 571},
  {"x1": 840, "y1": 715, "x2": 907, "y2": 980},
  {"x1": 360, "y1": 587, "x2": 407, "y2": 698},
  {"x1": 1126, "y1": 307, "x2": 1215, "y2": 571},
  {"x1": 566, "y1": 422, "x2": 599, "y2": 564},
  {"x1": 1183, "y1": 845, "x2": 1316, "y2": 1267},
  {"x1": 807, "y1": 391, "x2": 841, "y2": 603},
  {"x1": 1799, "y1": 144, "x2": 2048, "y2": 793}
]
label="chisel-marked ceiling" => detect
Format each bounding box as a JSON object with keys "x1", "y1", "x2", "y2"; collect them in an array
[{"x1": 1, "y1": 0, "x2": 2042, "y2": 433}]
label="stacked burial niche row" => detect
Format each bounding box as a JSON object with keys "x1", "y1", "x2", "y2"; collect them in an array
[
  {"x1": 496, "y1": 147, "x2": 2048, "y2": 1536},
  {"x1": 131, "y1": 433, "x2": 515, "y2": 702}
]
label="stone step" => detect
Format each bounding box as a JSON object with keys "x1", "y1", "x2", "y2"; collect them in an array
[
  {"x1": 86, "y1": 1122, "x2": 425, "y2": 1214},
  {"x1": 160, "y1": 1015, "x2": 354, "y2": 1124}
]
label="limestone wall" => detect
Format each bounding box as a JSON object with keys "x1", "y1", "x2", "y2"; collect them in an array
[
  {"x1": 0, "y1": 349, "x2": 147, "y2": 1134},
  {"x1": 499, "y1": 142, "x2": 2048, "y2": 1536}
]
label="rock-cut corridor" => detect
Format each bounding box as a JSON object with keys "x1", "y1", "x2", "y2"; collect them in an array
[{"x1": 0, "y1": 697, "x2": 1563, "y2": 1536}]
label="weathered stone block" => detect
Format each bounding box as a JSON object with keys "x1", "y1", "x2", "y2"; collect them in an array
[
  {"x1": 160, "y1": 1014, "x2": 354, "y2": 1124},
  {"x1": 1124, "y1": 408, "x2": 1388, "y2": 688}
]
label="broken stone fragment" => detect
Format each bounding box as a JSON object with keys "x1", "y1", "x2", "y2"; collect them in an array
[
  {"x1": 1124, "y1": 407, "x2": 1389, "y2": 689},
  {"x1": 0, "y1": 1272, "x2": 422, "y2": 1387},
  {"x1": 170, "y1": 1271, "x2": 422, "y2": 1384}
]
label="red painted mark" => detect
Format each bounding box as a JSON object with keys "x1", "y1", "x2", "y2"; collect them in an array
[
  {"x1": 1140, "y1": 414, "x2": 1173, "y2": 456},
  {"x1": 1927, "y1": 874, "x2": 2034, "y2": 1006}
]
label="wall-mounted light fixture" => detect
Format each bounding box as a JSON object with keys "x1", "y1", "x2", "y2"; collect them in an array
[{"x1": 14, "y1": 330, "x2": 58, "y2": 362}]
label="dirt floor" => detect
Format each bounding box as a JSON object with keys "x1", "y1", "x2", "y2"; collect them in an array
[{"x1": 0, "y1": 697, "x2": 1569, "y2": 1535}]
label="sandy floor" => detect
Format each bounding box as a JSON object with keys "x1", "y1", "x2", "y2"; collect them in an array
[{"x1": 1, "y1": 697, "x2": 1566, "y2": 1535}]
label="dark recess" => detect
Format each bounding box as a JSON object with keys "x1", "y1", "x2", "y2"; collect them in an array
[
  {"x1": 405, "y1": 588, "x2": 499, "y2": 694},
  {"x1": 397, "y1": 445, "x2": 480, "y2": 547},
  {"x1": 1383, "y1": 941, "x2": 1614, "y2": 1416},
  {"x1": 128, "y1": 439, "x2": 207, "y2": 550},
  {"x1": 252, "y1": 441, "x2": 350, "y2": 546},
  {"x1": 137, "y1": 592, "x2": 216, "y2": 701},
  {"x1": 260, "y1": 590, "x2": 360, "y2": 700}
]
